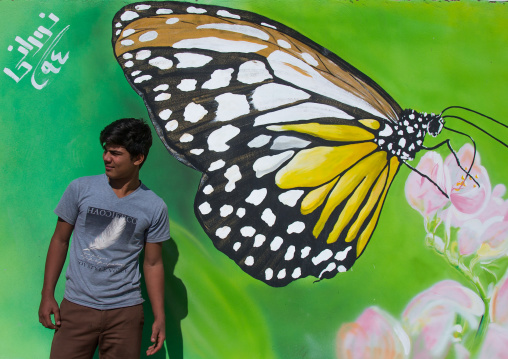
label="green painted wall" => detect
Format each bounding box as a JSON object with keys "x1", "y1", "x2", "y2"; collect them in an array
[{"x1": 1, "y1": 1, "x2": 507, "y2": 358}]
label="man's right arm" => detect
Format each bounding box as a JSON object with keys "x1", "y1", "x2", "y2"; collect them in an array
[{"x1": 38, "y1": 217, "x2": 74, "y2": 329}]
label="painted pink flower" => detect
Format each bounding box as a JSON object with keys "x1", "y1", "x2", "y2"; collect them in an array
[
  {"x1": 405, "y1": 151, "x2": 450, "y2": 219},
  {"x1": 457, "y1": 184, "x2": 508, "y2": 258},
  {"x1": 444, "y1": 144, "x2": 491, "y2": 225},
  {"x1": 491, "y1": 271, "x2": 508, "y2": 327},
  {"x1": 478, "y1": 324, "x2": 508, "y2": 359},
  {"x1": 402, "y1": 280, "x2": 484, "y2": 359},
  {"x1": 336, "y1": 307, "x2": 410, "y2": 359}
]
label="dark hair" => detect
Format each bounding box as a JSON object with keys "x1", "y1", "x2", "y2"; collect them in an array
[{"x1": 100, "y1": 118, "x2": 152, "y2": 168}]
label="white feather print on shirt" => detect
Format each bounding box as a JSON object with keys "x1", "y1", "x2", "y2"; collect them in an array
[{"x1": 86, "y1": 216, "x2": 126, "y2": 250}]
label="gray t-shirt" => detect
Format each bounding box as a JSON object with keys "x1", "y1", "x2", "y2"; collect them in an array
[{"x1": 55, "y1": 174, "x2": 170, "y2": 310}]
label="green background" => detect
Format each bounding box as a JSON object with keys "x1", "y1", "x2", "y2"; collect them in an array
[{"x1": 1, "y1": 0, "x2": 507, "y2": 358}]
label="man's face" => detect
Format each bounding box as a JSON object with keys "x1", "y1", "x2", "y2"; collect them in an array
[{"x1": 103, "y1": 144, "x2": 143, "y2": 181}]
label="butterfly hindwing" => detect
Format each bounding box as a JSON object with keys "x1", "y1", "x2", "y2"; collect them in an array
[{"x1": 112, "y1": 1, "x2": 403, "y2": 286}]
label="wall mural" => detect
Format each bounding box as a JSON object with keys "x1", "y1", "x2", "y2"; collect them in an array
[{"x1": 2, "y1": 1, "x2": 508, "y2": 358}]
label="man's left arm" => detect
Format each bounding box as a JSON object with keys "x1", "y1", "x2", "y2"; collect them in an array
[{"x1": 144, "y1": 242, "x2": 165, "y2": 356}]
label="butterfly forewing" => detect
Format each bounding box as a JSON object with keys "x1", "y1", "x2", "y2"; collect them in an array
[{"x1": 112, "y1": 1, "x2": 402, "y2": 286}]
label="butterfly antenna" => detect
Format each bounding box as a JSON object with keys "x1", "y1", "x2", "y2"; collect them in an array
[
  {"x1": 442, "y1": 114, "x2": 508, "y2": 149},
  {"x1": 441, "y1": 105, "x2": 508, "y2": 130},
  {"x1": 403, "y1": 161, "x2": 449, "y2": 199}
]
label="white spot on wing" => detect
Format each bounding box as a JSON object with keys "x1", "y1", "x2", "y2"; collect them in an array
[
  {"x1": 248, "y1": 135, "x2": 271, "y2": 148},
  {"x1": 285, "y1": 246, "x2": 295, "y2": 261},
  {"x1": 287, "y1": 221, "x2": 305, "y2": 234},
  {"x1": 277, "y1": 269, "x2": 286, "y2": 279},
  {"x1": 197, "y1": 23, "x2": 268, "y2": 40},
  {"x1": 238, "y1": 60, "x2": 272, "y2": 84},
  {"x1": 124, "y1": 61, "x2": 134, "y2": 68},
  {"x1": 184, "y1": 103, "x2": 208, "y2": 123},
  {"x1": 224, "y1": 165, "x2": 241, "y2": 192},
  {"x1": 166, "y1": 18, "x2": 179, "y2": 24},
  {"x1": 123, "y1": 29, "x2": 135, "y2": 37},
  {"x1": 301, "y1": 52, "x2": 318, "y2": 66},
  {"x1": 271, "y1": 136, "x2": 311, "y2": 150},
  {"x1": 121, "y1": 39, "x2": 134, "y2": 46},
  {"x1": 165, "y1": 120, "x2": 177, "y2": 131},
  {"x1": 123, "y1": 53, "x2": 133, "y2": 59},
  {"x1": 312, "y1": 249, "x2": 333, "y2": 265},
  {"x1": 338, "y1": 265, "x2": 347, "y2": 272},
  {"x1": 245, "y1": 256, "x2": 254, "y2": 266},
  {"x1": 135, "y1": 4, "x2": 151, "y2": 10},
  {"x1": 190, "y1": 149, "x2": 204, "y2": 155},
  {"x1": 277, "y1": 39, "x2": 291, "y2": 48},
  {"x1": 173, "y1": 37, "x2": 267, "y2": 53},
  {"x1": 220, "y1": 205, "x2": 233, "y2": 217},
  {"x1": 217, "y1": 9, "x2": 240, "y2": 19},
  {"x1": 265, "y1": 268, "x2": 273, "y2": 280},
  {"x1": 149, "y1": 57, "x2": 173, "y2": 70},
  {"x1": 159, "y1": 109, "x2": 173, "y2": 121},
  {"x1": 236, "y1": 208, "x2": 246, "y2": 218},
  {"x1": 136, "y1": 50, "x2": 151, "y2": 60},
  {"x1": 253, "y1": 234, "x2": 266, "y2": 247},
  {"x1": 251, "y1": 83, "x2": 310, "y2": 111},
  {"x1": 180, "y1": 133, "x2": 193, "y2": 143},
  {"x1": 335, "y1": 246, "x2": 352, "y2": 261},
  {"x1": 278, "y1": 190, "x2": 304, "y2": 207},
  {"x1": 208, "y1": 160, "x2": 225, "y2": 171},
  {"x1": 233, "y1": 242, "x2": 241, "y2": 251},
  {"x1": 208, "y1": 125, "x2": 241, "y2": 152},
  {"x1": 134, "y1": 75, "x2": 152, "y2": 83},
  {"x1": 175, "y1": 53, "x2": 212, "y2": 68},
  {"x1": 292, "y1": 268, "x2": 301, "y2": 278},
  {"x1": 177, "y1": 79, "x2": 197, "y2": 91},
  {"x1": 270, "y1": 236, "x2": 283, "y2": 251},
  {"x1": 319, "y1": 262, "x2": 337, "y2": 278},
  {"x1": 203, "y1": 185, "x2": 213, "y2": 194},
  {"x1": 261, "y1": 208, "x2": 276, "y2": 227},
  {"x1": 154, "y1": 84, "x2": 169, "y2": 92},
  {"x1": 301, "y1": 246, "x2": 311, "y2": 258},
  {"x1": 155, "y1": 93, "x2": 171, "y2": 102},
  {"x1": 202, "y1": 68, "x2": 234, "y2": 89},
  {"x1": 261, "y1": 22, "x2": 277, "y2": 29},
  {"x1": 157, "y1": 9, "x2": 173, "y2": 14},
  {"x1": 198, "y1": 202, "x2": 211, "y2": 215},
  {"x1": 121, "y1": 11, "x2": 139, "y2": 21},
  {"x1": 245, "y1": 188, "x2": 267, "y2": 206},
  {"x1": 187, "y1": 6, "x2": 207, "y2": 14},
  {"x1": 241, "y1": 227, "x2": 256, "y2": 237},
  {"x1": 139, "y1": 31, "x2": 158, "y2": 42},
  {"x1": 253, "y1": 151, "x2": 294, "y2": 178},
  {"x1": 215, "y1": 93, "x2": 250, "y2": 122},
  {"x1": 216, "y1": 226, "x2": 231, "y2": 239},
  {"x1": 255, "y1": 103, "x2": 353, "y2": 126}
]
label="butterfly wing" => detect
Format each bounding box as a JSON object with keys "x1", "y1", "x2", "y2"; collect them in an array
[{"x1": 112, "y1": 1, "x2": 402, "y2": 286}]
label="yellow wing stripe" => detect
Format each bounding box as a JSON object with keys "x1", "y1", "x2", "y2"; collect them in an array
[
  {"x1": 312, "y1": 151, "x2": 387, "y2": 239},
  {"x1": 346, "y1": 166, "x2": 388, "y2": 242},
  {"x1": 327, "y1": 153, "x2": 388, "y2": 244},
  {"x1": 356, "y1": 156, "x2": 400, "y2": 256},
  {"x1": 267, "y1": 123, "x2": 374, "y2": 142},
  {"x1": 358, "y1": 119, "x2": 380, "y2": 130},
  {"x1": 276, "y1": 142, "x2": 377, "y2": 188},
  {"x1": 301, "y1": 177, "x2": 339, "y2": 215}
]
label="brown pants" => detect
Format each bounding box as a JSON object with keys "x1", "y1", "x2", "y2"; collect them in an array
[{"x1": 50, "y1": 299, "x2": 144, "y2": 359}]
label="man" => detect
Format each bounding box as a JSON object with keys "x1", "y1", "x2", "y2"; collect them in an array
[{"x1": 39, "y1": 118, "x2": 169, "y2": 358}]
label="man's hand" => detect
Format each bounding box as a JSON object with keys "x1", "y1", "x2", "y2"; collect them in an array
[
  {"x1": 146, "y1": 319, "x2": 165, "y2": 356},
  {"x1": 39, "y1": 296, "x2": 61, "y2": 329}
]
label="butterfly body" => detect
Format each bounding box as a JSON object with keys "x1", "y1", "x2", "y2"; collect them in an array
[{"x1": 112, "y1": 1, "x2": 442, "y2": 286}]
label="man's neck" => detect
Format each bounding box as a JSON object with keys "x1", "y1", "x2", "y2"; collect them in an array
[{"x1": 108, "y1": 175, "x2": 141, "y2": 198}]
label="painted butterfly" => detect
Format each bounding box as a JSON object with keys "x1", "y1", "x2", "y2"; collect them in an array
[{"x1": 112, "y1": 1, "x2": 447, "y2": 287}]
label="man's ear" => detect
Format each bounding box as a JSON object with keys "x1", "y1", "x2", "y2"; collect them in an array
[{"x1": 133, "y1": 154, "x2": 145, "y2": 166}]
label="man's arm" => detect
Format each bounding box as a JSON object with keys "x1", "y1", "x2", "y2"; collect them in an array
[
  {"x1": 38, "y1": 217, "x2": 74, "y2": 329},
  {"x1": 144, "y1": 242, "x2": 166, "y2": 356}
]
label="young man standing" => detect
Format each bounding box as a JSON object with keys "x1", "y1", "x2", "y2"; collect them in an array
[{"x1": 39, "y1": 118, "x2": 170, "y2": 358}]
